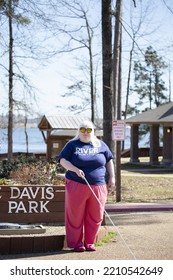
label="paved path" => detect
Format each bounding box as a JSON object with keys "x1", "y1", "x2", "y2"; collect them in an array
[{"x1": 1, "y1": 211, "x2": 173, "y2": 260}]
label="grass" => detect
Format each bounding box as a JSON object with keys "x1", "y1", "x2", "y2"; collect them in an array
[
  {"x1": 107, "y1": 157, "x2": 173, "y2": 203},
  {"x1": 121, "y1": 176, "x2": 173, "y2": 203},
  {"x1": 95, "y1": 231, "x2": 117, "y2": 247}
]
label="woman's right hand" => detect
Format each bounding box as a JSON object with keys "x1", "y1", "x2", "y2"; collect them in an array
[
  {"x1": 75, "y1": 168, "x2": 85, "y2": 178},
  {"x1": 59, "y1": 158, "x2": 85, "y2": 178}
]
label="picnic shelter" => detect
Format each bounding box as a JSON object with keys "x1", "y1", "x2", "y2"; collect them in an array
[{"x1": 125, "y1": 102, "x2": 173, "y2": 165}]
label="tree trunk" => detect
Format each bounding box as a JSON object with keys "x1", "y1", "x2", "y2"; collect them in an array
[
  {"x1": 102, "y1": 0, "x2": 114, "y2": 153},
  {"x1": 86, "y1": 17, "x2": 95, "y2": 123},
  {"x1": 8, "y1": 0, "x2": 13, "y2": 159},
  {"x1": 112, "y1": 0, "x2": 122, "y2": 202}
]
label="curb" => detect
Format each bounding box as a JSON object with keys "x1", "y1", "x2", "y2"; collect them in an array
[{"x1": 105, "y1": 203, "x2": 173, "y2": 213}]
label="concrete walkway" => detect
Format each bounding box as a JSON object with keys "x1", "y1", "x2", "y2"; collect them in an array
[{"x1": 1, "y1": 210, "x2": 173, "y2": 260}]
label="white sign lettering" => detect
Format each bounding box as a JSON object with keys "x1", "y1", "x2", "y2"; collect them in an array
[
  {"x1": 10, "y1": 186, "x2": 54, "y2": 200},
  {"x1": 112, "y1": 120, "x2": 126, "y2": 141},
  {"x1": 1, "y1": 186, "x2": 56, "y2": 214},
  {"x1": 8, "y1": 200, "x2": 50, "y2": 213}
]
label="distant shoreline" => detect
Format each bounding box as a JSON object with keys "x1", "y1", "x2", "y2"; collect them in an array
[
  {"x1": 0, "y1": 117, "x2": 41, "y2": 129},
  {"x1": 0, "y1": 124, "x2": 39, "y2": 129}
]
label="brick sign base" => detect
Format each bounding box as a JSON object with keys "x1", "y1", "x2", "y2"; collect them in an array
[{"x1": 0, "y1": 234, "x2": 65, "y2": 255}]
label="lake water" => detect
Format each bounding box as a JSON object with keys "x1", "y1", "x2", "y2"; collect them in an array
[
  {"x1": 0, "y1": 128, "x2": 46, "y2": 154},
  {"x1": 0, "y1": 127, "x2": 149, "y2": 154}
]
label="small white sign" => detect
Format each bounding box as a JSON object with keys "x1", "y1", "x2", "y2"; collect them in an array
[
  {"x1": 53, "y1": 143, "x2": 59, "y2": 148},
  {"x1": 112, "y1": 120, "x2": 126, "y2": 141}
]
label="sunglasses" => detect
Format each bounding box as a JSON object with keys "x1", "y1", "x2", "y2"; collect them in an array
[{"x1": 80, "y1": 127, "x2": 93, "y2": 133}]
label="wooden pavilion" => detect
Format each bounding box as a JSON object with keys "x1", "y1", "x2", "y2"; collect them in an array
[
  {"x1": 125, "y1": 102, "x2": 173, "y2": 165},
  {"x1": 38, "y1": 115, "x2": 102, "y2": 161}
]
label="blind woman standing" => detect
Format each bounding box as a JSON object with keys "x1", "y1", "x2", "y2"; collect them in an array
[{"x1": 57, "y1": 120, "x2": 115, "y2": 252}]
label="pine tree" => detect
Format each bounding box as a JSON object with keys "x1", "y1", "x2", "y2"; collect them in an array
[{"x1": 134, "y1": 46, "x2": 168, "y2": 111}]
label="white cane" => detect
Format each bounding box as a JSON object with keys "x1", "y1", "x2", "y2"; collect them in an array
[{"x1": 83, "y1": 176, "x2": 137, "y2": 260}]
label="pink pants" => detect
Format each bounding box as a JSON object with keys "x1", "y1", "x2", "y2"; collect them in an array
[{"x1": 65, "y1": 179, "x2": 108, "y2": 249}]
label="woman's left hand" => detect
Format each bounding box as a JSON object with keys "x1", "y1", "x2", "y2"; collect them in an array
[{"x1": 107, "y1": 177, "x2": 116, "y2": 190}]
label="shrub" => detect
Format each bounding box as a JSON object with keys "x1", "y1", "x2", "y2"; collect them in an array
[
  {"x1": 0, "y1": 178, "x2": 9, "y2": 185},
  {"x1": 0, "y1": 155, "x2": 65, "y2": 185}
]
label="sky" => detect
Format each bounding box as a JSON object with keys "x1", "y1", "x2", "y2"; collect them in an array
[{"x1": 1, "y1": 0, "x2": 173, "y2": 119}]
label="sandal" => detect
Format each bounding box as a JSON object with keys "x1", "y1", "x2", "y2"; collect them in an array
[
  {"x1": 74, "y1": 246, "x2": 86, "y2": 252},
  {"x1": 85, "y1": 244, "x2": 96, "y2": 251}
]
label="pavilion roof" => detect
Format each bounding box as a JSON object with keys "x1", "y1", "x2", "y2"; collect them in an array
[
  {"x1": 38, "y1": 115, "x2": 92, "y2": 130},
  {"x1": 126, "y1": 102, "x2": 173, "y2": 125}
]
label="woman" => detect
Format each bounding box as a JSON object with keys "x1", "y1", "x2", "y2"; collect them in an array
[{"x1": 57, "y1": 119, "x2": 115, "y2": 252}]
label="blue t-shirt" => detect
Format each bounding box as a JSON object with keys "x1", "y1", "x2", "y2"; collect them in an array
[{"x1": 57, "y1": 139, "x2": 113, "y2": 185}]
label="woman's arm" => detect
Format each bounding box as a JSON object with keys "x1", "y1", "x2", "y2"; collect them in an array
[
  {"x1": 106, "y1": 159, "x2": 115, "y2": 189},
  {"x1": 60, "y1": 158, "x2": 85, "y2": 178}
]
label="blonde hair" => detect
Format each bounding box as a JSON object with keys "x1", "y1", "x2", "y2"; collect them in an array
[{"x1": 71, "y1": 119, "x2": 101, "y2": 147}]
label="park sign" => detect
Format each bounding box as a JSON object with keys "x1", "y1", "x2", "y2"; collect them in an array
[
  {"x1": 112, "y1": 120, "x2": 126, "y2": 141},
  {"x1": 0, "y1": 185, "x2": 65, "y2": 224}
]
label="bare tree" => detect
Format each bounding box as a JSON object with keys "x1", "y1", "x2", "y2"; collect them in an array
[
  {"x1": 53, "y1": 0, "x2": 100, "y2": 123},
  {"x1": 0, "y1": 0, "x2": 61, "y2": 157},
  {"x1": 0, "y1": 0, "x2": 31, "y2": 158}
]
